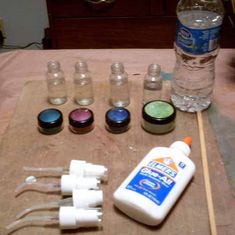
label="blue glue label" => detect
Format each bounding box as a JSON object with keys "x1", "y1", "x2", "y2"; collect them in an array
[
  {"x1": 126, "y1": 158, "x2": 178, "y2": 206},
  {"x1": 175, "y1": 20, "x2": 222, "y2": 55}
]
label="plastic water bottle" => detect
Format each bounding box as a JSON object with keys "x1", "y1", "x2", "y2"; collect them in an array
[
  {"x1": 46, "y1": 61, "x2": 67, "y2": 105},
  {"x1": 171, "y1": 0, "x2": 224, "y2": 112},
  {"x1": 109, "y1": 62, "x2": 130, "y2": 107}
]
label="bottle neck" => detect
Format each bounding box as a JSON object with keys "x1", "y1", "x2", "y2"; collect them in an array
[
  {"x1": 177, "y1": 0, "x2": 224, "y2": 17},
  {"x1": 47, "y1": 61, "x2": 61, "y2": 73},
  {"x1": 111, "y1": 62, "x2": 125, "y2": 74},
  {"x1": 75, "y1": 61, "x2": 89, "y2": 73},
  {"x1": 147, "y1": 64, "x2": 161, "y2": 77}
]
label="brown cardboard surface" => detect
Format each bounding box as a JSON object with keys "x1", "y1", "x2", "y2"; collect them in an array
[{"x1": 0, "y1": 80, "x2": 234, "y2": 235}]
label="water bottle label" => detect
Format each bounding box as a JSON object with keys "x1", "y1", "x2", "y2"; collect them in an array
[
  {"x1": 126, "y1": 157, "x2": 179, "y2": 205},
  {"x1": 176, "y1": 20, "x2": 221, "y2": 54}
]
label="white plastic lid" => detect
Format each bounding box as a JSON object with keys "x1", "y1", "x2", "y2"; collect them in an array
[
  {"x1": 59, "y1": 207, "x2": 102, "y2": 229},
  {"x1": 59, "y1": 207, "x2": 77, "y2": 229},
  {"x1": 84, "y1": 164, "x2": 108, "y2": 181},
  {"x1": 69, "y1": 160, "x2": 86, "y2": 176},
  {"x1": 69, "y1": 160, "x2": 108, "y2": 181},
  {"x1": 72, "y1": 189, "x2": 103, "y2": 208},
  {"x1": 61, "y1": 175, "x2": 100, "y2": 195}
]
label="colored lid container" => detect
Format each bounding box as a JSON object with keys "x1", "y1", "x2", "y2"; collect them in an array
[
  {"x1": 105, "y1": 107, "x2": 130, "y2": 133},
  {"x1": 37, "y1": 108, "x2": 63, "y2": 134},
  {"x1": 142, "y1": 100, "x2": 176, "y2": 134},
  {"x1": 69, "y1": 108, "x2": 94, "y2": 134}
]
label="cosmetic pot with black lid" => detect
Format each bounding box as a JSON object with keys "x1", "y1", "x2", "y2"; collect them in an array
[
  {"x1": 37, "y1": 108, "x2": 63, "y2": 135},
  {"x1": 105, "y1": 107, "x2": 130, "y2": 133},
  {"x1": 142, "y1": 100, "x2": 176, "y2": 134},
  {"x1": 69, "y1": 108, "x2": 94, "y2": 134}
]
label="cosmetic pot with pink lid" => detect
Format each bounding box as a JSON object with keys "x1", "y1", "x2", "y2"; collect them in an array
[{"x1": 69, "y1": 108, "x2": 94, "y2": 134}]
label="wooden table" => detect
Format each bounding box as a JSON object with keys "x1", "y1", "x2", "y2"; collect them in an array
[{"x1": 0, "y1": 49, "x2": 234, "y2": 235}]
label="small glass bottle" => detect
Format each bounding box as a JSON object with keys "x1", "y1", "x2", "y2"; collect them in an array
[
  {"x1": 46, "y1": 61, "x2": 67, "y2": 105},
  {"x1": 109, "y1": 62, "x2": 130, "y2": 107},
  {"x1": 74, "y1": 60, "x2": 94, "y2": 106},
  {"x1": 143, "y1": 64, "x2": 162, "y2": 104}
]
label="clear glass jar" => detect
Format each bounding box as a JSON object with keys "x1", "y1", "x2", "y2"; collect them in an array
[
  {"x1": 74, "y1": 60, "x2": 94, "y2": 106},
  {"x1": 143, "y1": 64, "x2": 162, "y2": 104},
  {"x1": 46, "y1": 61, "x2": 67, "y2": 105},
  {"x1": 109, "y1": 62, "x2": 130, "y2": 107}
]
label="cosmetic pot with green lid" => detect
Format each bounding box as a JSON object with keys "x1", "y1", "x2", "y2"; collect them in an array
[{"x1": 142, "y1": 100, "x2": 176, "y2": 134}]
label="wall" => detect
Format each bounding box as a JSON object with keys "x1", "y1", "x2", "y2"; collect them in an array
[{"x1": 0, "y1": 0, "x2": 49, "y2": 48}]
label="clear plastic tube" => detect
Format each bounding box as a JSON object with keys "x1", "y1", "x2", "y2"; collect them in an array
[
  {"x1": 16, "y1": 198, "x2": 72, "y2": 219},
  {"x1": 5, "y1": 215, "x2": 59, "y2": 235},
  {"x1": 15, "y1": 176, "x2": 61, "y2": 196},
  {"x1": 23, "y1": 166, "x2": 68, "y2": 175}
]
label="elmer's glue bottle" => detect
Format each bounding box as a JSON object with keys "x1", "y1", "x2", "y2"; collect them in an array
[{"x1": 113, "y1": 137, "x2": 195, "y2": 226}]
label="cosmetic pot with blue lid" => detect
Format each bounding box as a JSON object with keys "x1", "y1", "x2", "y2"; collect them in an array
[
  {"x1": 37, "y1": 108, "x2": 63, "y2": 134},
  {"x1": 142, "y1": 100, "x2": 176, "y2": 134},
  {"x1": 105, "y1": 107, "x2": 130, "y2": 133}
]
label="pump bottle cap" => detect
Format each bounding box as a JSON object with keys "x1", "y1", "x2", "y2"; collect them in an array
[
  {"x1": 59, "y1": 207, "x2": 102, "y2": 229},
  {"x1": 72, "y1": 189, "x2": 103, "y2": 208},
  {"x1": 61, "y1": 175, "x2": 100, "y2": 195},
  {"x1": 69, "y1": 160, "x2": 108, "y2": 181},
  {"x1": 69, "y1": 160, "x2": 86, "y2": 176}
]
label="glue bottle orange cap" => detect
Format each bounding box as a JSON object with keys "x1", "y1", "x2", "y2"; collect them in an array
[{"x1": 183, "y1": 137, "x2": 192, "y2": 147}]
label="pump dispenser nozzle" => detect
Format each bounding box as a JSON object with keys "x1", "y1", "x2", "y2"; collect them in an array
[
  {"x1": 15, "y1": 175, "x2": 100, "y2": 196},
  {"x1": 15, "y1": 198, "x2": 72, "y2": 219},
  {"x1": 23, "y1": 160, "x2": 108, "y2": 181},
  {"x1": 6, "y1": 215, "x2": 59, "y2": 235},
  {"x1": 6, "y1": 207, "x2": 102, "y2": 234},
  {"x1": 15, "y1": 176, "x2": 61, "y2": 196},
  {"x1": 16, "y1": 189, "x2": 103, "y2": 219}
]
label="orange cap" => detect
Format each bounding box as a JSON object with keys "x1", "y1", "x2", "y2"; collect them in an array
[{"x1": 183, "y1": 136, "x2": 192, "y2": 147}]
